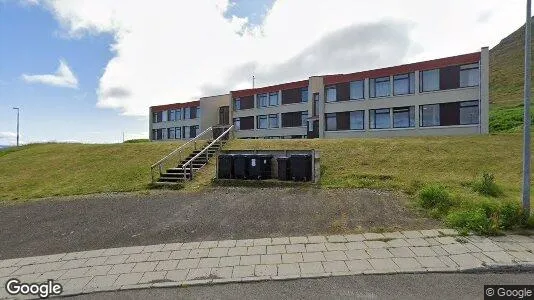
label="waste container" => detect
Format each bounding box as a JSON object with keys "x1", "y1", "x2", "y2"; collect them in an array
[
  {"x1": 217, "y1": 154, "x2": 233, "y2": 179},
  {"x1": 247, "y1": 154, "x2": 272, "y2": 179},
  {"x1": 289, "y1": 154, "x2": 312, "y2": 181},
  {"x1": 233, "y1": 154, "x2": 248, "y2": 179},
  {"x1": 277, "y1": 156, "x2": 290, "y2": 181}
]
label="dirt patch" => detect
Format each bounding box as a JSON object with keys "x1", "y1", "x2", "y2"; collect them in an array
[{"x1": 0, "y1": 187, "x2": 440, "y2": 259}]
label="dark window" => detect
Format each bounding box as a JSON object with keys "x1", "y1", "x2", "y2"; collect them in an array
[
  {"x1": 313, "y1": 93, "x2": 319, "y2": 116},
  {"x1": 393, "y1": 73, "x2": 415, "y2": 95},
  {"x1": 282, "y1": 88, "x2": 299, "y2": 105},
  {"x1": 325, "y1": 113, "x2": 336, "y2": 131},
  {"x1": 460, "y1": 64, "x2": 480, "y2": 87},
  {"x1": 336, "y1": 82, "x2": 350, "y2": 102},
  {"x1": 152, "y1": 128, "x2": 163, "y2": 140},
  {"x1": 393, "y1": 106, "x2": 415, "y2": 128},
  {"x1": 167, "y1": 110, "x2": 175, "y2": 121},
  {"x1": 420, "y1": 69, "x2": 440, "y2": 92},
  {"x1": 370, "y1": 76, "x2": 390, "y2": 98},
  {"x1": 350, "y1": 80, "x2": 364, "y2": 100},
  {"x1": 152, "y1": 111, "x2": 162, "y2": 123},
  {"x1": 439, "y1": 102, "x2": 460, "y2": 126},
  {"x1": 281, "y1": 111, "x2": 304, "y2": 128},
  {"x1": 370, "y1": 108, "x2": 390, "y2": 129},
  {"x1": 239, "y1": 116, "x2": 254, "y2": 130},
  {"x1": 336, "y1": 111, "x2": 350, "y2": 130},
  {"x1": 439, "y1": 65, "x2": 460, "y2": 90},
  {"x1": 167, "y1": 127, "x2": 175, "y2": 139},
  {"x1": 190, "y1": 107, "x2": 197, "y2": 119}
]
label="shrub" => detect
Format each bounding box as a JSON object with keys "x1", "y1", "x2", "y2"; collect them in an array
[
  {"x1": 497, "y1": 201, "x2": 525, "y2": 229},
  {"x1": 527, "y1": 215, "x2": 534, "y2": 229},
  {"x1": 471, "y1": 172, "x2": 503, "y2": 197},
  {"x1": 124, "y1": 139, "x2": 150, "y2": 143},
  {"x1": 418, "y1": 184, "x2": 453, "y2": 216},
  {"x1": 446, "y1": 208, "x2": 496, "y2": 235}
]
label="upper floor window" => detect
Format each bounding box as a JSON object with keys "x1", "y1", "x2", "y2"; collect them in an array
[
  {"x1": 393, "y1": 106, "x2": 415, "y2": 128},
  {"x1": 370, "y1": 76, "x2": 390, "y2": 98},
  {"x1": 234, "y1": 98, "x2": 241, "y2": 110},
  {"x1": 167, "y1": 110, "x2": 175, "y2": 122},
  {"x1": 393, "y1": 73, "x2": 415, "y2": 96},
  {"x1": 370, "y1": 108, "x2": 390, "y2": 129},
  {"x1": 326, "y1": 86, "x2": 336, "y2": 102},
  {"x1": 184, "y1": 107, "x2": 191, "y2": 119},
  {"x1": 301, "y1": 88, "x2": 308, "y2": 102},
  {"x1": 258, "y1": 93, "x2": 268, "y2": 108},
  {"x1": 460, "y1": 64, "x2": 479, "y2": 87},
  {"x1": 420, "y1": 69, "x2": 440, "y2": 92},
  {"x1": 197, "y1": 107, "x2": 201, "y2": 119},
  {"x1": 175, "y1": 109, "x2": 181, "y2": 120},
  {"x1": 350, "y1": 80, "x2": 364, "y2": 100},
  {"x1": 152, "y1": 111, "x2": 162, "y2": 123},
  {"x1": 269, "y1": 92, "x2": 279, "y2": 106}
]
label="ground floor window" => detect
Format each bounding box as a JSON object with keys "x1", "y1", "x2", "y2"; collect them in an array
[
  {"x1": 420, "y1": 104, "x2": 440, "y2": 127},
  {"x1": 349, "y1": 111, "x2": 364, "y2": 130},
  {"x1": 393, "y1": 106, "x2": 415, "y2": 128},
  {"x1": 257, "y1": 115, "x2": 268, "y2": 129},
  {"x1": 325, "y1": 113, "x2": 337, "y2": 131},
  {"x1": 460, "y1": 100, "x2": 479, "y2": 125},
  {"x1": 370, "y1": 108, "x2": 390, "y2": 129},
  {"x1": 152, "y1": 129, "x2": 163, "y2": 140},
  {"x1": 420, "y1": 100, "x2": 479, "y2": 127}
]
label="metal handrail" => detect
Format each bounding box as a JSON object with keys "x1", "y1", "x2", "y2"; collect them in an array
[
  {"x1": 181, "y1": 125, "x2": 234, "y2": 180},
  {"x1": 150, "y1": 126, "x2": 214, "y2": 183}
]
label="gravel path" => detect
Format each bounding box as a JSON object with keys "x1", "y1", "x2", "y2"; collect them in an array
[{"x1": 0, "y1": 187, "x2": 440, "y2": 259}]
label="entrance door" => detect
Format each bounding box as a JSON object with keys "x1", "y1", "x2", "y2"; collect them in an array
[
  {"x1": 307, "y1": 120, "x2": 319, "y2": 138},
  {"x1": 219, "y1": 106, "x2": 230, "y2": 125}
]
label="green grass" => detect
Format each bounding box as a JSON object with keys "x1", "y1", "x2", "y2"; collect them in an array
[
  {"x1": 489, "y1": 105, "x2": 534, "y2": 133},
  {"x1": 0, "y1": 142, "x2": 183, "y2": 201}
]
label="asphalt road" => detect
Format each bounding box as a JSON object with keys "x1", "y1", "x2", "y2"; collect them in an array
[
  {"x1": 71, "y1": 271, "x2": 534, "y2": 300},
  {"x1": 0, "y1": 187, "x2": 439, "y2": 259}
]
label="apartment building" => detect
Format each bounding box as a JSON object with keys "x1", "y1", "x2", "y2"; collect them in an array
[
  {"x1": 149, "y1": 47, "x2": 489, "y2": 141},
  {"x1": 150, "y1": 101, "x2": 201, "y2": 140}
]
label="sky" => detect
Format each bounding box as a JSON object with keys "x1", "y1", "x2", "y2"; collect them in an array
[{"x1": 0, "y1": 0, "x2": 530, "y2": 144}]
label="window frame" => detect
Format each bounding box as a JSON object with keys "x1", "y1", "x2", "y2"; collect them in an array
[
  {"x1": 369, "y1": 108, "x2": 391, "y2": 129},
  {"x1": 420, "y1": 69, "x2": 440, "y2": 92},
  {"x1": 167, "y1": 127, "x2": 175, "y2": 139},
  {"x1": 459, "y1": 100, "x2": 480, "y2": 125},
  {"x1": 459, "y1": 64, "x2": 480, "y2": 88},
  {"x1": 268, "y1": 114, "x2": 279, "y2": 128},
  {"x1": 301, "y1": 111, "x2": 308, "y2": 126},
  {"x1": 325, "y1": 113, "x2": 337, "y2": 131},
  {"x1": 349, "y1": 80, "x2": 364, "y2": 100},
  {"x1": 325, "y1": 85, "x2": 337, "y2": 102},
  {"x1": 370, "y1": 76, "x2": 391, "y2": 98},
  {"x1": 393, "y1": 73, "x2": 415, "y2": 96},
  {"x1": 349, "y1": 110, "x2": 365, "y2": 130},
  {"x1": 392, "y1": 106, "x2": 415, "y2": 128},
  {"x1": 258, "y1": 93, "x2": 269, "y2": 108},
  {"x1": 301, "y1": 87, "x2": 308, "y2": 103},
  {"x1": 257, "y1": 115, "x2": 268, "y2": 129},
  {"x1": 184, "y1": 107, "x2": 191, "y2": 119},
  {"x1": 269, "y1": 92, "x2": 279, "y2": 106},
  {"x1": 419, "y1": 104, "x2": 440, "y2": 127}
]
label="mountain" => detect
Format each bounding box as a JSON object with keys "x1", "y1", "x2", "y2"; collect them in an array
[{"x1": 490, "y1": 17, "x2": 534, "y2": 108}]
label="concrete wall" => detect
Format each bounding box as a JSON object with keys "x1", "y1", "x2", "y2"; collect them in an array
[
  {"x1": 480, "y1": 46, "x2": 490, "y2": 134},
  {"x1": 200, "y1": 94, "x2": 231, "y2": 131}
]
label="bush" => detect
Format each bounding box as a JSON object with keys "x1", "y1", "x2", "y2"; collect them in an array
[
  {"x1": 471, "y1": 172, "x2": 503, "y2": 197},
  {"x1": 527, "y1": 215, "x2": 534, "y2": 229},
  {"x1": 418, "y1": 185, "x2": 453, "y2": 216},
  {"x1": 446, "y1": 208, "x2": 495, "y2": 235},
  {"x1": 124, "y1": 139, "x2": 150, "y2": 143},
  {"x1": 498, "y1": 201, "x2": 525, "y2": 229}
]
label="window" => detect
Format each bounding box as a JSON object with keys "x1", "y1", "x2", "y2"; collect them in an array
[
  {"x1": 350, "y1": 80, "x2": 364, "y2": 100},
  {"x1": 420, "y1": 69, "x2": 440, "y2": 92},
  {"x1": 326, "y1": 86, "x2": 336, "y2": 102},
  {"x1": 350, "y1": 111, "x2": 364, "y2": 130},
  {"x1": 184, "y1": 107, "x2": 191, "y2": 119},
  {"x1": 420, "y1": 104, "x2": 440, "y2": 127},
  {"x1": 370, "y1": 76, "x2": 390, "y2": 98},
  {"x1": 234, "y1": 98, "x2": 241, "y2": 110},
  {"x1": 152, "y1": 111, "x2": 162, "y2": 123},
  {"x1": 326, "y1": 113, "x2": 337, "y2": 131},
  {"x1": 175, "y1": 127, "x2": 181, "y2": 139},
  {"x1": 313, "y1": 93, "x2": 319, "y2": 116},
  {"x1": 301, "y1": 112, "x2": 308, "y2": 126},
  {"x1": 301, "y1": 88, "x2": 308, "y2": 102},
  {"x1": 167, "y1": 127, "x2": 175, "y2": 139},
  {"x1": 393, "y1": 73, "x2": 415, "y2": 95},
  {"x1": 370, "y1": 108, "x2": 390, "y2": 129},
  {"x1": 393, "y1": 106, "x2": 415, "y2": 128},
  {"x1": 167, "y1": 110, "x2": 175, "y2": 122},
  {"x1": 460, "y1": 100, "x2": 479, "y2": 124},
  {"x1": 258, "y1": 94, "x2": 268, "y2": 108},
  {"x1": 197, "y1": 107, "x2": 201, "y2": 119},
  {"x1": 460, "y1": 64, "x2": 479, "y2": 87},
  {"x1": 175, "y1": 109, "x2": 181, "y2": 120},
  {"x1": 269, "y1": 92, "x2": 279, "y2": 106},
  {"x1": 269, "y1": 114, "x2": 279, "y2": 128},
  {"x1": 257, "y1": 115, "x2": 268, "y2": 129},
  {"x1": 152, "y1": 129, "x2": 163, "y2": 140},
  {"x1": 233, "y1": 118, "x2": 241, "y2": 130}
]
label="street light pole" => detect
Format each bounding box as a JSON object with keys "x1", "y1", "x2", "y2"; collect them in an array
[
  {"x1": 522, "y1": 0, "x2": 532, "y2": 217},
  {"x1": 12, "y1": 107, "x2": 19, "y2": 147}
]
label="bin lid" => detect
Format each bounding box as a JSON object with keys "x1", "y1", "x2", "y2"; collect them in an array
[
  {"x1": 290, "y1": 154, "x2": 311, "y2": 158},
  {"x1": 277, "y1": 156, "x2": 289, "y2": 160}
]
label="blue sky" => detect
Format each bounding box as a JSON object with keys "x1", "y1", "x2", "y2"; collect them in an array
[
  {"x1": 0, "y1": 0, "x2": 274, "y2": 144},
  {"x1": 0, "y1": 0, "x2": 526, "y2": 145}
]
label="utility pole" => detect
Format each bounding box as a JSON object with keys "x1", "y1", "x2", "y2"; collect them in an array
[
  {"x1": 522, "y1": 0, "x2": 532, "y2": 217},
  {"x1": 252, "y1": 75, "x2": 255, "y2": 89},
  {"x1": 122, "y1": 131, "x2": 125, "y2": 143},
  {"x1": 12, "y1": 107, "x2": 19, "y2": 147}
]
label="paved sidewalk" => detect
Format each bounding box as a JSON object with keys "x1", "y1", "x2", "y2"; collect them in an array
[{"x1": 1, "y1": 229, "x2": 533, "y2": 299}]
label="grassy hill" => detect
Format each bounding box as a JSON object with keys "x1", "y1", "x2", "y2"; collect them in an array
[
  {"x1": 0, "y1": 142, "x2": 182, "y2": 201},
  {"x1": 489, "y1": 18, "x2": 534, "y2": 132}
]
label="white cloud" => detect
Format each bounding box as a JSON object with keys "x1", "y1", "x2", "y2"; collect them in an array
[
  {"x1": 0, "y1": 131, "x2": 18, "y2": 146},
  {"x1": 18, "y1": 0, "x2": 39, "y2": 6},
  {"x1": 21, "y1": 59, "x2": 78, "y2": 89},
  {"x1": 39, "y1": 0, "x2": 526, "y2": 116}
]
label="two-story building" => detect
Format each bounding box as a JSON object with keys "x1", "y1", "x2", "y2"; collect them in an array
[{"x1": 149, "y1": 47, "x2": 489, "y2": 141}]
